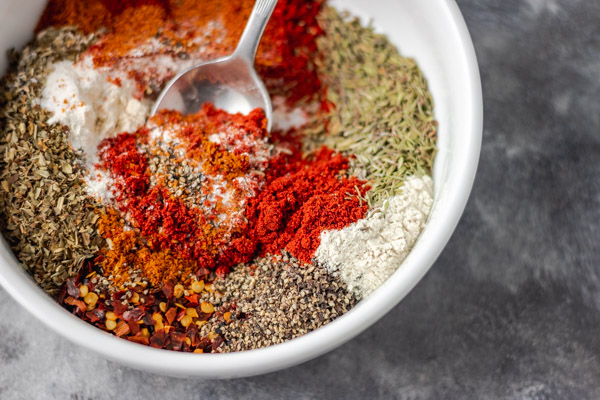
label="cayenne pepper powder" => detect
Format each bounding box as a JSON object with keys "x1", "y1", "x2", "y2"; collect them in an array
[
  {"x1": 245, "y1": 147, "x2": 370, "y2": 263},
  {"x1": 36, "y1": 0, "x2": 112, "y2": 34},
  {"x1": 100, "y1": 0, "x2": 170, "y2": 15},
  {"x1": 36, "y1": 0, "x2": 170, "y2": 34},
  {"x1": 87, "y1": 5, "x2": 170, "y2": 68}
]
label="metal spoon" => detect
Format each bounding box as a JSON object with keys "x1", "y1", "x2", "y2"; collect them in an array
[{"x1": 151, "y1": 0, "x2": 278, "y2": 131}]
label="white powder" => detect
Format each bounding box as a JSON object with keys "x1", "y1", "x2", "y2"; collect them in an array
[
  {"x1": 271, "y1": 96, "x2": 312, "y2": 131},
  {"x1": 40, "y1": 52, "x2": 204, "y2": 202},
  {"x1": 114, "y1": 53, "x2": 198, "y2": 88},
  {"x1": 41, "y1": 56, "x2": 150, "y2": 166},
  {"x1": 41, "y1": 56, "x2": 152, "y2": 200},
  {"x1": 315, "y1": 175, "x2": 434, "y2": 299},
  {"x1": 84, "y1": 169, "x2": 114, "y2": 203}
]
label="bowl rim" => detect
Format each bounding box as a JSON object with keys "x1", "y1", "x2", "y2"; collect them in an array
[{"x1": 0, "y1": 0, "x2": 482, "y2": 378}]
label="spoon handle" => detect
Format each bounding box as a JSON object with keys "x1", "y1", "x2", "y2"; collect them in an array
[{"x1": 232, "y1": 0, "x2": 279, "y2": 63}]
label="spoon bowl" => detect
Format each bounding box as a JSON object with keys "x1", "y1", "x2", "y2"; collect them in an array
[
  {"x1": 151, "y1": 55, "x2": 273, "y2": 130},
  {"x1": 152, "y1": 0, "x2": 278, "y2": 131}
]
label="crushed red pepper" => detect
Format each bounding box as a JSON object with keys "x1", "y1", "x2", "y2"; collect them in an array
[{"x1": 59, "y1": 262, "x2": 233, "y2": 352}]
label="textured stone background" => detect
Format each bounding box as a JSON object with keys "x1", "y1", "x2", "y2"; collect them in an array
[{"x1": 1, "y1": 0, "x2": 599, "y2": 398}]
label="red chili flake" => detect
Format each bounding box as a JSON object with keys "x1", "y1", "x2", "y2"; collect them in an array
[
  {"x1": 168, "y1": 331, "x2": 186, "y2": 351},
  {"x1": 66, "y1": 278, "x2": 81, "y2": 298},
  {"x1": 142, "y1": 312, "x2": 155, "y2": 326},
  {"x1": 64, "y1": 296, "x2": 86, "y2": 313},
  {"x1": 184, "y1": 294, "x2": 199, "y2": 306},
  {"x1": 165, "y1": 307, "x2": 177, "y2": 325},
  {"x1": 123, "y1": 307, "x2": 145, "y2": 322},
  {"x1": 161, "y1": 282, "x2": 174, "y2": 300},
  {"x1": 196, "y1": 267, "x2": 210, "y2": 278},
  {"x1": 196, "y1": 312, "x2": 212, "y2": 322},
  {"x1": 149, "y1": 329, "x2": 168, "y2": 348},
  {"x1": 111, "y1": 298, "x2": 128, "y2": 316},
  {"x1": 142, "y1": 294, "x2": 155, "y2": 306},
  {"x1": 197, "y1": 337, "x2": 212, "y2": 352},
  {"x1": 211, "y1": 336, "x2": 224, "y2": 352},
  {"x1": 127, "y1": 336, "x2": 150, "y2": 346},
  {"x1": 114, "y1": 320, "x2": 131, "y2": 337},
  {"x1": 127, "y1": 319, "x2": 141, "y2": 336},
  {"x1": 113, "y1": 290, "x2": 128, "y2": 301},
  {"x1": 56, "y1": 284, "x2": 68, "y2": 305},
  {"x1": 86, "y1": 308, "x2": 105, "y2": 323},
  {"x1": 186, "y1": 328, "x2": 199, "y2": 347},
  {"x1": 175, "y1": 308, "x2": 186, "y2": 322}
]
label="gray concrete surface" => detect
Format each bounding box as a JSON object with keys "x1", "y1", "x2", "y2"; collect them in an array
[{"x1": 1, "y1": 0, "x2": 599, "y2": 398}]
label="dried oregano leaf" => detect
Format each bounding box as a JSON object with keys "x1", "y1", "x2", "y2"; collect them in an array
[{"x1": 0, "y1": 28, "x2": 105, "y2": 296}]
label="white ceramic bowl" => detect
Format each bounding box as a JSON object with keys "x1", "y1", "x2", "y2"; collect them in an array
[{"x1": 0, "y1": 0, "x2": 482, "y2": 378}]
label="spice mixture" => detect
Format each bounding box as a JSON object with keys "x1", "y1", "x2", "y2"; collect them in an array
[{"x1": 0, "y1": 0, "x2": 437, "y2": 353}]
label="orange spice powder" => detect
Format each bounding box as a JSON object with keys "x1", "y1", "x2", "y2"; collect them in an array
[
  {"x1": 97, "y1": 209, "x2": 198, "y2": 288},
  {"x1": 149, "y1": 105, "x2": 267, "y2": 181}
]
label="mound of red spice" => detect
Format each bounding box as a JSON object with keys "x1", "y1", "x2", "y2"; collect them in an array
[
  {"x1": 96, "y1": 103, "x2": 369, "y2": 279},
  {"x1": 245, "y1": 147, "x2": 370, "y2": 263},
  {"x1": 97, "y1": 105, "x2": 271, "y2": 276}
]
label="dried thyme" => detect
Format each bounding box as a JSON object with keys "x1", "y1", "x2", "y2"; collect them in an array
[
  {"x1": 306, "y1": 7, "x2": 438, "y2": 207},
  {"x1": 0, "y1": 28, "x2": 104, "y2": 295}
]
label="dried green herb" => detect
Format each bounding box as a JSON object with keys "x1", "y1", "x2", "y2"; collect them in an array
[
  {"x1": 0, "y1": 28, "x2": 104, "y2": 295},
  {"x1": 306, "y1": 7, "x2": 438, "y2": 207}
]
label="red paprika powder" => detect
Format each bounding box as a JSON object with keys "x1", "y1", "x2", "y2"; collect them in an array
[{"x1": 246, "y1": 147, "x2": 369, "y2": 263}]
